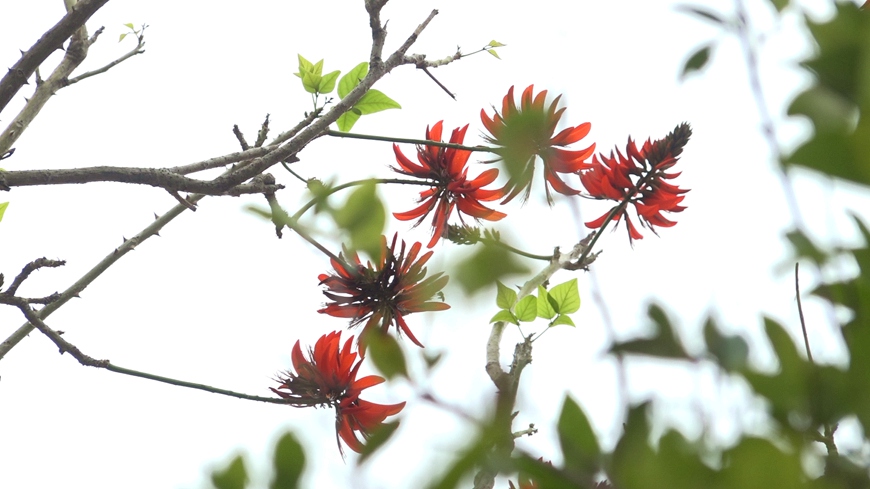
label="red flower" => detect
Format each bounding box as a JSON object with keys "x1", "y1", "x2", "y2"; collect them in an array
[
  {"x1": 393, "y1": 121, "x2": 507, "y2": 248},
  {"x1": 580, "y1": 123, "x2": 691, "y2": 242},
  {"x1": 481, "y1": 85, "x2": 595, "y2": 204},
  {"x1": 318, "y1": 234, "x2": 449, "y2": 348},
  {"x1": 271, "y1": 331, "x2": 405, "y2": 454}
]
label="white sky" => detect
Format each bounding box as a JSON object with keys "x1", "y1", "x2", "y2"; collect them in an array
[{"x1": 1, "y1": 1, "x2": 868, "y2": 488}]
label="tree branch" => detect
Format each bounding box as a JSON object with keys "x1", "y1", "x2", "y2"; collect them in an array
[
  {"x1": 66, "y1": 25, "x2": 146, "y2": 86},
  {"x1": 0, "y1": 0, "x2": 110, "y2": 113}
]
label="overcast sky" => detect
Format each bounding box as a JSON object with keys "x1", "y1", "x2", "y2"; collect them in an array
[{"x1": 1, "y1": 1, "x2": 868, "y2": 488}]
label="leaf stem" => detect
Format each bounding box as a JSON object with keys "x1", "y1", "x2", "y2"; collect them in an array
[
  {"x1": 290, "y1": 177, "x2": 432, "y2": 221},
  {"x1": 325, "y1": 129, "x2": 492, "y2": 153}
]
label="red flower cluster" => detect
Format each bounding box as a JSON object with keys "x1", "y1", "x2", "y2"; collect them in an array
[
  {"x1": 318, "y1": 234, "x2": 449, "y2": 348},
  {"x1": 580, "y1": 123, "x2": 692, "y2": 241},
  {"x1": 392, "y1": 121, "x2": 506, "y2": 248},
  {"x1": 271, "y1": 331, "x2": 404, "y2": 453},
  {"x1": 481, "y1": 85, "x2": 595, "y2": 204}
]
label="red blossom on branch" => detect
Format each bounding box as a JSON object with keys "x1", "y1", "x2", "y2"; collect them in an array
[
  {"x1": 392, "y1": 121, "x2": 506, "y2": 248},
  {"x1": 271, "y1": 331, "x2": 405, "y2": 454},
  {"x1": 481, "y1": 85, "x2": 595, "y2": 204},
  {"x1": 318, "y1": 234, "x2": 449, "y2": 348},
  {"x1": 579, "y1": 123, "x2": 692, "y2": 242}
]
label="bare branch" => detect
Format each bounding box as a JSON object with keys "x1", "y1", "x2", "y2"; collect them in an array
[
  {"x1": 66, "y1": 25, "x2": 146, "y2": 86},
  {"x1": 2, "y1": 258, "x2": 66, "y2": 296},
  {"x1": 0, "y1": 0, "x2": 110, "y2": 113}
]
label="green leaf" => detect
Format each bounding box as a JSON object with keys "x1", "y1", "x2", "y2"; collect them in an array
[
  {"x1": 353, "y1": 89, "x2": 401, "y2": 115},
  {"x1": 548, "y1": 279, "x2": 580, "y2": 314},
  {"x1": 453, "y1": 245, "x2": 531, "y2": 295},
  {"x1": 495, "y1": 281, "x2": 518, "y2": 309},
  {"x1": 550, "y1": 314, "x2": 575, "y2": 327},
  {"x1": 486, "y1": 49, "x2": 501, "y2": 60},
  {"x1": 767, "y1": 0, "x2": 788, "y2": 12},
  {"x1": 609, "y1": 304, "x2": 690, "y2": 359},
  {"x1": 702, "y1": 317, "x2": 748, "y2": 372},
  {"x1": 680, "y1": 44, "x2": 712, "y2": 81},
  {"x1": 338, "y1": 62, "x2": 368, "y2": 99},
  {"x1": 558, "y1": 396, "x2": 599, "y2": 477},
  {"x1": 301, "y1": 71, "x2": 321, "y2": 94},
  {"x1": 365, "y1": 331, "x2": 408, "y2": 380},
  {"x1": 515, "y1": 295, "x2": 537, "y2": 322},
  {"x1": 211, "y1": 455, "x2": 248, "y2": 489},
  {"x1": 358, "y1": 421, "x2": 400, "y2": 465},
  {"x1": 536, "y1": 286, "x2": 556, "y2": 319},
  {"x1": 119, "y1": 33, "x2": 127, "y2": 42},
  {"x1": 295, "y1": 54, "x2": 314, "y2": 77},
  {"x1": 488, "y1": 40, "x2": 506, "y2": 47},
  {"x1": 489, "y1": 309, "x2": 518, "y2": 325},
  {"x1": 270, "y1": 432, "x2": 305, "y2": 489},
  {"x1": 335, "y1": 109, "x2": 362, "y2": 132},
  {"x1": 318, "y1": 70, "x2": 340, "y2": 94},
  {"x1": 311, "y1": 59, "x2": 324, "y2": 77},
  {"x1": 124, "y1": 22, "x2": 134, "y2": 30},
  {"x1": 331, "y1": 180, "x2": 385, "y2": 258},
  {"x1": 784, "y1": 229, "x2": 828, "y2": 266},
  {"x1": 0, "y1": 202, "x2": 8, "y2": 222}
]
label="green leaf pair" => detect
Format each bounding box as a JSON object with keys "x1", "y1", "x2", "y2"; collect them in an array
[
  {"x1": 489, "y1": 278, "x2": 580, "y2": 327},
  {"x1": 334, "y1": 62, "x2": 401, "y2": 132}
]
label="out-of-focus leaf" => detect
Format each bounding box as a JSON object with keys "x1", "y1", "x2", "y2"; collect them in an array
[
  {"x1": 331, "y1": 180, "x2": 385, "y2": 258},
  {"x1": 680, "y1": 43, "x2": 712, "y2": 80},
  {"x1": 270, "y1": 432, "x2": 305, "y2": 489},
  {"x1": 0, "y1": 201, "x2": 8, "y2": 222},
  {"x1": 305, "y1": 178, "x2": 334, "y2": 214},
  {"x1": 490, "y1": 309, "x2": 518, "y2": 325},
  {"x1": 785, "y1": 229, "x2": 828, "y2": 266},
  {"x1": 353, "y1": 89, "x2": 401, "y2": 115},
  {"x1": 423, "y1": 351, "x2": 443, "y2": 370},
  {"x1": 537, "y1": 286, "x2": 556, "y2": 319},
  {"x1": 366, "y1": 331, "x2": 408, "y2": 380},
  {"x1": 358, "y1": 421, "x2": 400, "y2": 465},
  {"x1": 719, "y1": 438, "x2": 804, "y2": 488},
  {"x1": 211, "y1": 455, "x2": 248, "y2": 489},
  {"x1": 453, "y1": 245, "x2": 531, "y2": 295},
  {"x1": 557, "y1": 396, "x2": 599, "y2": 477},
  {"x1": 548, "y1": 279, "x2": 580, "y2": 314},
  {"x1": 496, "y1": 281, "x2": 518, "y2": 309},
  {"x1": 610, "y1": 304, "x2": 690, "y2": 359},
  {"x1": 515, "y1": 295, "x2": 537, "y2": 322},
  {"x1": 338, "y1": 62, "x2": 368, "y2": 99},
  {"x1": 703, "y1": 317, "x2": 748, "y2": 372},
  {"x1": 768, "y1": 0, "x2": 788, "y2": 12}
]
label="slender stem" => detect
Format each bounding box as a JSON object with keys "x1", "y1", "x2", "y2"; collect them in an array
[
  {"x1": 480, "y1": 236, "x2": 551, "y2": 261},
  {"x1": 795, "y1": 262, "x2": 814, "y2": 363},
  {"x1": 290, "y1": 177, "x2": 431, "y2": 221},
  {"x1": 326, "y1": 129, "x2": 491, "y2": 153}
]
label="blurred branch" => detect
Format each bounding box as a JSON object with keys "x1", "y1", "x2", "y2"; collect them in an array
[{"x1": 0, "y1": 0, "x2": 110, "y2": 113}]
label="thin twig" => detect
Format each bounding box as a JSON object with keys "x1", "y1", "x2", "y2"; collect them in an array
[
  {"x1": 65, "y1": 26, "x2": 146, "y2": 86},
  {"x1": 421, "y1": 66, "x2": 455, "y2": 100},
  {"x1": 325, "y1": 129, "x2": 489, "y2": 152}
]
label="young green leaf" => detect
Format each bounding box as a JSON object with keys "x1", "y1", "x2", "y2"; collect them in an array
[
  {"x1": 338, "y1": 62, "x2": 368, "y2": 98},
  {"x1": 311, "y1": 59, "x2": 324, "y2": 76},
  {"x1": 550, "y1": 314, "x2": 575, "y2": 327},
  {"x1": 489, "y1": 309, "x2": 518, "y2": 325},
  {"x1": 332, "y1": 179, "x2": 385, "y2": 259},
  {"x1": 353, "y1": 89, "x2": 401, "y2": 115},
  {"x1": 537, "y1": 285, "x2": 556, "y2": 319},
  {"x1": 548, "y1": 278, "x2": 580, "y2": 314},
  {"x1": 515, "y1": 295, "x2": 537, "y2": 322},
  {"x1": 318, "y1": 70, "x2": 341, "y2": 94},
  {"x1": 0, "y1": 202, "x2": 8, "y2": 222},
  {"x1": 335, "y1": 108, "x2": 362, "y2": 132},
  {"x1": 124, "y1": 22, "x2": 135, "y2": 29},
  {"x1": 301, "y1": 71, "x2": 321, "y2": 94},
  {"x1": 495, "y1": 281, "x2": 518, "y2": 309},
  {"x1": 296, "y1": 54, "x2": 314, "y2": 75},
  {"x1": 119, "y1": 33, "x2": 127, "y2": 42},
  {"x1": 487, "y1": 49, "x2": 501, "y2": 60},
  {"x1": 488, "y1": 40, "x2": 506, "y2": 47}
]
